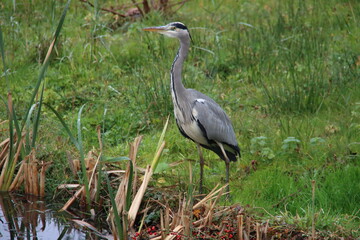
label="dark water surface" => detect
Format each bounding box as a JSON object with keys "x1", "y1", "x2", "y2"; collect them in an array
[{"x1": 0, "y1": 193, "x2": 106, "y2": 240}]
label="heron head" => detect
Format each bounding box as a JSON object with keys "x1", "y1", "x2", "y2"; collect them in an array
[{"x1": 143, "y1": 22, "x2": 192, "y2": 41}]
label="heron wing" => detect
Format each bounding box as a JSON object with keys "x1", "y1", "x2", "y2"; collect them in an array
[{"x1": 190, "y1": 95, "x2": 238, "y2": 149}]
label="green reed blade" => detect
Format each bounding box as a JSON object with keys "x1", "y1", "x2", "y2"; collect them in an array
[
  {"x1": 32, "y1": 83, "x2": 45, "y2": 148},
  {"x1": 77, "y1": 104, "x2": 91, "y2": 208},
  {"x1": 125, "y1": 160, "x2": 134, "y2": 212}
]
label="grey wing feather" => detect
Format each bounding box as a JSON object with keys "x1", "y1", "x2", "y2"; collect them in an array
[{"x1": 186, "y1": 89, "x2": 238, "y2": 147}]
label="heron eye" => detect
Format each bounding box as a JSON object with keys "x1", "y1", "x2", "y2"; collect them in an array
[{"x1": 170, "y1": 26, "x2": 176, "y2": 31}]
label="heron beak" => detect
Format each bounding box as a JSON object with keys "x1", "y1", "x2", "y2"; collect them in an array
[{"x1": 143, "y1": 26, "x2": 167, "y2": 33}]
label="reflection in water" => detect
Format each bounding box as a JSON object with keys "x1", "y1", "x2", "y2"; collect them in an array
[{"x1": 0, "y1": 193, "x2": 91, "y2": 240}]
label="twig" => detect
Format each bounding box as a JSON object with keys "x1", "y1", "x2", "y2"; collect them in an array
[
  {"x1": 60, "y1": 186, "x2": 85, "y2": 211},
  {"x1": 130, "y1": 0, "x2": 144, "y2": 16},
  {"x1": 256, "y1": 223, "x2": 260, "y2": 240},
  {"x1": 246, "y1": 216, "x2": 251, "y2": 239},
  {"x1": 238, "y1": 215, "x2": 243, "y2": 240}
]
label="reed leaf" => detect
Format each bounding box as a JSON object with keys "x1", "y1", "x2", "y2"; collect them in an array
[
  {"x1": 151, "y1": 116, "x2": 169, "y2": 170},
  {"x1": 77, "y1": 104, "x2": 91, "y2": 208},
  {"x1": 25, "y1": 104, "x2": 37, "y2": 153},
  {"x1": 125, "y1": 160, "x2": 134, "y2": 212},
  {"x1": 32, "y1": 83, "x2": 45, "y2": 148}
]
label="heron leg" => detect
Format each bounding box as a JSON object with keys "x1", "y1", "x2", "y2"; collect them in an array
[
  {"x1": 216, "y1": 141, "x2": 230, "y2": 196},
  {"x1": 197, "y1": 144, "x2": 205, "y2": 194}
]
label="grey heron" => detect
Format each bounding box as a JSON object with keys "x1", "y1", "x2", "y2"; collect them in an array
[{"x1": 143, "y1": 22, "x2": 240, "y2": 194}]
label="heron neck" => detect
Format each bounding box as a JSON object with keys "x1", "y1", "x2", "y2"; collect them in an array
[{"x1": 171, "y1": 37, "x2": 190, "y2": 100}]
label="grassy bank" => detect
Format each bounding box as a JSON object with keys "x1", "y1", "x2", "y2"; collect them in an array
[{"x1": 1, "y1": 0, "x2": 359, "y2": 237}]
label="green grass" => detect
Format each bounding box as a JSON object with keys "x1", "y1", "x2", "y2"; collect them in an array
[{"x1": 1, "y1": 0, "x2": 359, "y2": 237}]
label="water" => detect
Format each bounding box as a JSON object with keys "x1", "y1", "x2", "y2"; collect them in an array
[{"x1": 0, "y1": 193, "x2": 109, "y2": 240}]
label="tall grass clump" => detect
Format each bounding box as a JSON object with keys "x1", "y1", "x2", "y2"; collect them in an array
[
  {"x1": 254, "y1": 2, "x2": 329, "y2": 114},
  {"x1": 218, "y1": 0, "x2": 360, "y2": 115}
]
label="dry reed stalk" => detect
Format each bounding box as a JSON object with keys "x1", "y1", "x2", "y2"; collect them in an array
[
  {"x1": 201, "y1": 202, "x2": 210, "y2": 219},
  {"x1": 60, "y1": 186, "x2": 85, "y2": 211},
  {"x1": 152, "y1": 225, "x2": 184, "y2": 240},
  {"x1": 0, "y1": 138, "x2": 10, "y2": 167},
  {"x1": 28, "y1": 151, "x2": 36, "y2": 195},
  {"x1": 107, "y1": 136, "x2": 145, "y2": 239},
  {"x1": 39, "y1": 161, "x2": 52, "y2": 197},
  {"x1": 107, "y1": 214, "x2": 117, "y2": 239},
  {"x1": 108, "y1": 136, "x2": 143, "y2": 229},
  {"x1": 107, "y1": 165, "x2": 129, "y2": 224},
  {"x1": 128, "y1": 141, "x2": 166, "y2": 227},
  {"x1": 208, "y1": 187, "x2": 224, "y2": 218},
  {"x1": 107, "y1": 170, "x2": 126, "y2": 175},
  {"x1": 262, "y1": 220, "x2": 269, "y2": 240},
  {"x1": 85, "y1": 150, "x2": 97, "y2": 179},
  {"x1": 256, "y1": 222, "x2": 260, "y2": 240},
  {"x1": 180, "y1": 195, "x2": 187, "y2": 221},
  {"x1": 173, "y1": 195, "x2": 186, "y2": 229},
  {"x1": 246, "y1": 216, "x2": 251, "y2": 239},
  {"x1": 90, "y1": 176, "x2": 98, "y2": 200},
  {"x1": 218, "y1": 221, "x2": 227, "y2": 239},
  {"x1": 31, "y1": 160, "x2": 39, "y2": 195},
  {"x1": 30, "y1": 149, "x2": 39, "y2": 196},
  {"x1": 0, "y1": 120, "x2": 8, "y2": 126},
  {"x1": 28, "y1": 161, "x2": 34, "y2": 195},
  {"x1": 171, "y1": 212, "x2": 181, "y2": 230},
  {"x1": 183, "y1": 214, "x2": 190, "y2": 238},
  {"x1": 211, "y1": 206, "x2": 231, "y2": 219},
  {"x1": 193, "y1": 184, "x2": 227, "y2": 210},
  {"x1": 193, "y1": 207, "x2": 228, "y2": 227},
  {"x1": 67, "y1": 151, "x2": 79, "y2": 176},
  {"x1": 165, "y1": 206, "x2": 170, "y2": 235},
  {"x1": 117, "y1": 136, "x2": 143, "y2": 204},
  {"x1": 160, "y1": 209, "x2": 166, "y2": 239},
  {"x1": 72, "y1": 219, "x2": 103, "y2": 236},
  {"x1": 0, "y1": 135, "x2": 24, "y2": 189},
  {"x1": 237, "y1": 215, "x2": 244, "y2": 240},
  {"x1": 129, "y1": 136, "x2": 142, "y2": 195},
  {"x1": 24, "y1": 162, "x2": 29, "y2": 194},
  {"x1": 0, "y1": 138, "x2": 10, "y2": 146},
  {"x1": 128, "y1": 165, "x2": 152, "y2": 226},
  {"x1": 87, "y1": 150, "x2": 101, "y2": 200},
  {"x1": 57, "y1": 184, "x2": 81, "y2": 189},
  {"x1": 9, "y1": 161, "x2": 25, "y2": 191},
  {"x1": 202, "y1": 202, "x2": 214, "y2": 227},
  {"x1": 191, "y1": 184, "x2": 227, "y2": 227}
]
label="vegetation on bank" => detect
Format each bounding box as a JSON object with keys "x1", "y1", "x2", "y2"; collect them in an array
[{"x1": 0, "y1": 0, "x2": 359, "y2": 238}]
